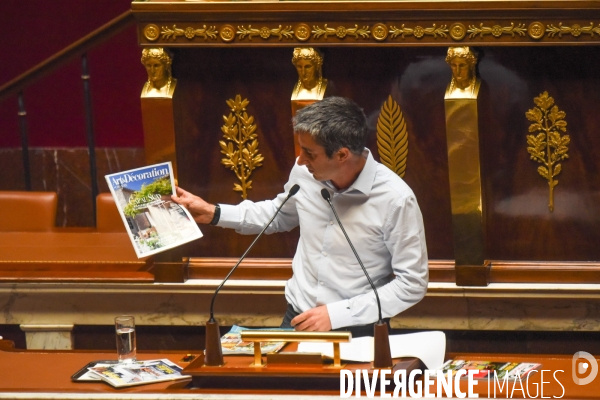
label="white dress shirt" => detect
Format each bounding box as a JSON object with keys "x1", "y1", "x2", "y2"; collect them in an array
[{"x1": 218, "y1": 149, "x2": 428, "y2": 329}]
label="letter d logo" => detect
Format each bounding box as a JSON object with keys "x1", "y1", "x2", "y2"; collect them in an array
[{"x1": 572, "y1": 351, "x2": 598, "y2": 385}]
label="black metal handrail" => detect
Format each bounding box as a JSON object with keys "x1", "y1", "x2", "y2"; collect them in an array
[{"x1": 0, "y1": 10, "x2": 135, "y2": 226}]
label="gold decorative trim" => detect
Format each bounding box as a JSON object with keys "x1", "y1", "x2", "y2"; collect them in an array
[
  {"x1": 546, "y1": 23, "x2": 600, "y2": 38},
  {"x1": 143, "y1": 24, "x2": 160, "y2": 41},
  {"x1": 467, "y1": 23, "x2": 527, "y2": 38},
  {"x1": 295, "y1": 23, "x2": 311, "y2": 41},
  {"x1": 161, "y1": 25, "x2": 218, "y2": 41},
  {"x1": 528, "y1": 22, "x2": 545, "y2": 39},
  {"x1": 376, "y1": 95, "x2": 408, "y2": 178},
  {"x1": 237, "y1": 25, "x2": 294, "y2": 41},
  {"x1": 220, "y1": 95, "x2": 264, "y2": 199},
  {"x1": 526, "y1": 91, "x2": 570, "y2": 212},
  {"x1": 389, "y1": 24, "x2": 448, "y2": 39},
  {"x1": 372, "y1": 23, "x2": 389, "y2": 41},
  {"x1": 450, "y1": 23, "x2": 466, "y2": 41},
  {"x1": 220, "y1": 25, "x2": 236, "y2": 42},
  {"x1": 312, "y1": 24, "x2": 371, "y2": 39}
]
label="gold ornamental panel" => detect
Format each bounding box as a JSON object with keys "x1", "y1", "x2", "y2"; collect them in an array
[
  {"x1": 237, "y1": 25, "x2": 294, "y2": 41},
  {"x1": 546, "y1": 23, "x2": 600, "y2": 38},
  {"x1": 526, "y1": 91, "x2": 570, "y2": 212}
]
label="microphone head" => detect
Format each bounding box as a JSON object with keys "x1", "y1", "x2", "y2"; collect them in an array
[
  {"x1": 289, "y1": 184, "x2": 300, "y2": 197},
  {"x1": 321, "y1": 188, "x2": 331, "y2": 201}
]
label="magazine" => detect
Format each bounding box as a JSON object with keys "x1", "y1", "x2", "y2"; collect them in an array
[
  {"x1": 221, "y1": 325, "x2": 288, "y2": 355},
  {"x1": 438, "y1": 359, "x2": 541, "y2": 380},
  {"x1": 105, "y1": 162, "x2": 203, "y2": 258},
  {"x1": 87, "y1": 359, "x2": 190, "y2": 388}
]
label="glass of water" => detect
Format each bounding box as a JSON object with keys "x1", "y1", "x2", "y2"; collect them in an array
[{"x1": 115, "y1": 315, "x2": 136, "y2": 363}]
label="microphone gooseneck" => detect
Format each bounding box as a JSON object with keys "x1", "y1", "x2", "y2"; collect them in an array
[
  {"x1": 320, "y1": 188, "x2": 384, "y2": 323},
  {"x1": 209, "y1": 184, "x2": 300, "y2": 322}
]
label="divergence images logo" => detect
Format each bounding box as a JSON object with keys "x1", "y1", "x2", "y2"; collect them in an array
[{"x1": 572, "y1": 351, "x2": 598, "y2": 385}]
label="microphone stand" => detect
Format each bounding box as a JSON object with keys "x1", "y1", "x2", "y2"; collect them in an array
[
  {"x1": 321, "y1": 189, "x2": 393, "y2": 369},
  {"x1": 204, "y1": 184, "x2": 300, "y2": 366}
]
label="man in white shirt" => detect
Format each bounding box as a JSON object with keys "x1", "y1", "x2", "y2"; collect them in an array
[{"x1": 172, "y1": 97, "x2": 428, "y2": 336}]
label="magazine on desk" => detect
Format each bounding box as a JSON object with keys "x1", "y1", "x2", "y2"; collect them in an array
[
  {"x1": 438, "y1": 359, "x2": 542, "y2": 380},
  {"x1": 86, "y1": 359, "x2": 190, "y2": 388},
  {"x1": 221, "y1": 325, "x2": 288, "y2": 355},
  {"x1": 105, "y1": 162, "x2": 203, "y2": 258}
]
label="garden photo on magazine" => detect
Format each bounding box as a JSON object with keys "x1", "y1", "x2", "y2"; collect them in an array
[{"x1": 105, "y1": 162, "x2": 202, "y2": 258}]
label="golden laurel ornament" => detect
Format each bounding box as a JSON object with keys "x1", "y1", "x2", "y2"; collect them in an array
[{"x1": 220, "y1": 95, "x2": 264, "y2": 199}]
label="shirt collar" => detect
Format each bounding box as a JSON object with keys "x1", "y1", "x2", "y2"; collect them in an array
[{"x1": 325, "y1": 148, "x2": 376, "y2": 196}]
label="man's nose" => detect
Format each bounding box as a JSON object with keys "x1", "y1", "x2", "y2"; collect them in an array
[{"x1": 297, "y1": 154, "x2": 308, "y2": 166}]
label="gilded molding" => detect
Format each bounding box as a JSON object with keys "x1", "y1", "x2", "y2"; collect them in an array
[
  {"x1": 161, "y1": 25, "x2": 218, "y2": 41},
  {"x1": 237, "y1": 25, "x2": 294, "y2": 41},
  {"x1": 312, "y1": 24, "x2": 371, "y2": 39},
  {"x1": 546, "y1": 23, "x2": 600, "y2": 38},
  {"x1": 372, "y1": 23, "x2": 389, "y2": 41},
  {"x1": 141, "y1": 21, "x2": 600, "y2": 44},
  {"x1": 450, "y1": 23, "x2": 467, "y2": 41},
  {"x1": 220, "y1": 95, "x2": 264, "y2": 199},
  {"x1": 295, "y1": 24, "x2": 311, "y2": 41},
  {"x1": 528, "y1": 22, "x2": 545, "y2": 39},
  {"x1": 376, "y1": 95, "x2": 408, "y2": 178},
  {"x1": 143, "y1": 24, "x2": 160, "y2": 42},
  {"x1": 220, "y1": 25, "x2": 236, "y2": 42},
  {"x1": 526, "y1": 91, "x2": 570, "y2": 212},
  {"x1": 389, "y1": 24, "x2": 448, "y2": 39},
  {"x1": 467, "y1": 23, "x2": 527, "y2": 38}
]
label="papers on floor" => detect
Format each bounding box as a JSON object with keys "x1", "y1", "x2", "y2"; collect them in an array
[{"x1": 297, "y1": 331, "x2": 445, "y2": 370}]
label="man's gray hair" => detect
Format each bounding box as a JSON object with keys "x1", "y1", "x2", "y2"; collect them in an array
[{"x1": 292, "y1": 97, "x2": 368, "y2": 158}]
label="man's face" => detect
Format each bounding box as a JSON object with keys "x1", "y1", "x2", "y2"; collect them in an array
[
  {"x1": 449, "y1": 57, "x2": 472, "y2": 89},
  {"x1": 296, "y1": 133, "x2": 339, "y2": 182},
  {"x1": 295, "y1": 59, "x2": 317, "y2": 89}
]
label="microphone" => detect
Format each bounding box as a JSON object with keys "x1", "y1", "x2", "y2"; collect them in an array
[
  {"x1": 320, "y1": 188, "x2": 393, "y2": 369},
  {"x1": 204, "y1": 184, "x2": 300, "y2": 366}
]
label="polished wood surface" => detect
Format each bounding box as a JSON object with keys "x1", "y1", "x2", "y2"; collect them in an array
[
  {"x1": 1, "y1": 339, "x2": 599, "y2": 398},
  {"x1": 0, "y1": 232, "x2": 153, "y2": 283}
]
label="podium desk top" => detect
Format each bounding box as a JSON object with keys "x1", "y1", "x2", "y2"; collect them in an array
[{"x1": 1, "y1": 340, "x2": 599, "y2": 399}]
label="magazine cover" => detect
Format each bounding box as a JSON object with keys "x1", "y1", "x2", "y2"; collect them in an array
[
  {"x1": 438, "y1": 359, "x2": 541, "y2": 380},
  {"x1": 221, "y1": 325, "x2": 288, "y2": 355},
  {"x1": 105, "y1": 162, "x2": 203, "y2": 258},
  {"x1": 87, "y1": 359, "x2": 189, "y2": 388}
]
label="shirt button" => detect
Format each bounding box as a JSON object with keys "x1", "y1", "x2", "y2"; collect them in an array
[
  {"x1": 322, "y1": 251, "x2": 327, "y2": 257},
  {"x1": 319, "y1": 281, "x2": 324, "y2": 285},
  {"x1": 329, "y1": 220, "x2": 334, "y2": 225}
]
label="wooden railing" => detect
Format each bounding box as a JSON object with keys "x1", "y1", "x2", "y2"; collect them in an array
[{"x1": 0, "y1": 11, "x2": 135, "y2": 224}]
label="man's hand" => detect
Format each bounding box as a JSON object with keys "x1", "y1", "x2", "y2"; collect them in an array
[
  {"x1": 171, "y1": 186, "x2": 216, "y2": 224},
  {"x1": 290, "y1": 305, "x2": 332, "y2": 332}
]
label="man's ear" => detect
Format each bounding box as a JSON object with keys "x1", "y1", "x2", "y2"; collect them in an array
[{"x1": 335, "y1": 147, "x2": 351, "y2": 162}]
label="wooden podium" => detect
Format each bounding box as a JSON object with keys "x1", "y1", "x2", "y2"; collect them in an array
[{"x1": 182, "y1": 344, "x2": 423, "y2": 391}]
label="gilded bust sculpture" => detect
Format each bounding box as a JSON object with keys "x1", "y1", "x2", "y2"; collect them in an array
[
  {"x1": 141, "y1": 48, "x2": 177, "y2": 98},
  {"x1": 445, "y1": 46, "x2": 480, "y2": 99},
  {"x1": 291, "y1": 47, "x2": 327, "y2": 101}
]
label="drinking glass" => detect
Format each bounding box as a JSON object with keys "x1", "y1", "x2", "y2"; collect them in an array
[{"x1": 115, "y1": 315, "x2": 136, "y2": 363}]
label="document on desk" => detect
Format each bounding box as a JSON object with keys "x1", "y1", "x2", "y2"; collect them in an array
[{"x1": 297, "y1": 331, "x2": 445, "y2": 370}]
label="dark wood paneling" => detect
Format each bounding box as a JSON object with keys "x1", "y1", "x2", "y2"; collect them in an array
[
  {"x1": 172, "y1": 46, "x2": 454, "y2": 259},
  {"x1": 480, "y1": 46, "x2": 600, "y2": 261}
]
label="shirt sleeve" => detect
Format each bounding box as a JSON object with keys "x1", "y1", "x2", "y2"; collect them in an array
[
  {"x1": 216, "y1": 172, "x2": 301, "y2": 235},
  {"x1": 326, "y1": 195, "x2": 429, "y2": 329}
]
